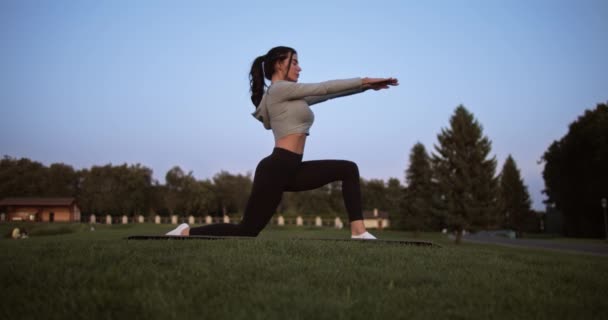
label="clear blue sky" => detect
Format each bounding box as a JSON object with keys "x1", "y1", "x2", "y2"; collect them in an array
[{"x1": 1, "y1": 0, "x2": 607, "y2": 210}]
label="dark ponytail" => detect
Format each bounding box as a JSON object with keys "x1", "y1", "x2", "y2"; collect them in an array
[
  {"x1": 249, "y1": 46, "x2": 297, "y2": 107},
  {"x1": 249, "y1": 55, "x2": 266, "y2": 107}
]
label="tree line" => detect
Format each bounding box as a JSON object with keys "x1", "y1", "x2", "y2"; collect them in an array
[
  {"x1": 3, "y1": 103, "x2": 605, "y2": 238},
  {"x1": 0, "y1": 157, "x2": 401, "y2": 220},
  {"x1": 0, "y1": 104, "x2": 533, "y2": 237}
]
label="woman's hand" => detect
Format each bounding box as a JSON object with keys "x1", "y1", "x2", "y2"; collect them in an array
[{"x1": 362, "y1": 77, "x2": 399, "y2": 91}]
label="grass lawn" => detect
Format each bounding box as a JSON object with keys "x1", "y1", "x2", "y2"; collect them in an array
[{"x1": 1, "y1": 223, "x2": 606, "y2": 320}]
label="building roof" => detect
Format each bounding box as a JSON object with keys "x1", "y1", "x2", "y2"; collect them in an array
[
  {"x1": 0, "y1": 197, "x2": 77, "y2": 207},
  {"x1": 363, "y1": 209, "x2": 389, "y2": 219}
]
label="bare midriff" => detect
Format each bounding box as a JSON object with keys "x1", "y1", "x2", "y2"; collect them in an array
[{"x1": 275, "y1": 133, "x2": 307, "y2": 155}]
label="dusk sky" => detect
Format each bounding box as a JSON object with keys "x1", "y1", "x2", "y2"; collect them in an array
[{"x1": 1, "y1": 0, "x2": 607, "y2": 210}]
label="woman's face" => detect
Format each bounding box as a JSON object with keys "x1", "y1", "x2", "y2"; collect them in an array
[{"x1": 277, "y1": 52, "x2": 301, "y2": 82}]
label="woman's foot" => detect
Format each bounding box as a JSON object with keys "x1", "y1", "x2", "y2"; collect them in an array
[
  {"x1": 350, "y1": 220, "x2": 375, "y2": 239},
  {"x1": 351, "y1": 231, "x2": 377, "y2": 240},
  {"x1": 166, "y1": 223, "x2": 190, "y2": 236}
]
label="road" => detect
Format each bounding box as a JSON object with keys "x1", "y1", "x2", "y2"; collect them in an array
[{"x1": 461, "y1": 233, "x2": 608, "y2": 257}]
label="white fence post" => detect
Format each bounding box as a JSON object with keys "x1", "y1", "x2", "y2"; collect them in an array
[
  {"x1": 277, "y1": 215, "x2": 285, "y2": 226},
  {"x1": 315, "y1": 216, "x2": 322, "y2": 227},
  {"x1": 223, "y1": 215, "x2": 230, "y2": 223},
  {"x1": 171, "y1": 215, "x2": 178, "y2": 225},
  {"x1": 296, "y1": 216, "x2": 303, "y2": 226},
  {"x1": 334, "y1": 217, "x2": 343, "y2": 229},
  {"x1": 138, "y1": 215, "x2": 144, "y2": 223},
  {"x1": 154, "y1": 215, "x2": 161, "y2": 224},
  {"x1": 122, "y1": 215, "x2": 128, "y2": 224},
  {"x1": 90, "y1": 214, "x2": 96, "y2": 224},
  {"x1": 188, "y1": 215, "x2": 195, "y2": 225},
  {"x1": 105, "y1": 215, "x2": 112, "y2": 225}
]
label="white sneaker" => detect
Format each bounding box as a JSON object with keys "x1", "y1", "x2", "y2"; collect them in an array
[
  {"x1": 165, "y1": 223, "x2": 189, "y2": 236},
  {"x1": 351, "y1": 231, "x2": 377, "y2": 240}
]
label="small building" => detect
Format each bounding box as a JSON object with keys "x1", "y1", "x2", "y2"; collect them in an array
[
  {"x1": 363, "y1": 208, "x2": 390, "y2": 229},
  {"x1": 0, "y1": 197, "x2": 81, "y2": 222}
]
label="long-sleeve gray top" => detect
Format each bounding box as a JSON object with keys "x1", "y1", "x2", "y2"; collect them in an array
[{"x1": 251, "y1": 78, "x2": 364, "y2": 140}]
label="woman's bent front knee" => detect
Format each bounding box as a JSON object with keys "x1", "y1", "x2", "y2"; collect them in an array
[{"x1": 341, "y1": 160, "x2": 360, "y2": 179}]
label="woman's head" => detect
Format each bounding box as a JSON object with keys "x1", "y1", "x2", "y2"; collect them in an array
[{"x1": 249, "y1": 46, "x2": 299, "y2": 107}]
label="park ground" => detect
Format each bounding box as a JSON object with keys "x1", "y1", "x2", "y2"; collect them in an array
[{"x1": 0, "y1": 223, "x2": 607, "y2": 320}]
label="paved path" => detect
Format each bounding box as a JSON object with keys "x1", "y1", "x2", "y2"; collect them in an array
[{"x1": 462, "y1": 233, "x2": 608, "y2": 257}]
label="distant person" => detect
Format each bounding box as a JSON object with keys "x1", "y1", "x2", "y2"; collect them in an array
[
  {"x1": 166, "y1": 46, "x2": 398, "y2": 239},
  {"x1": 11, "y1": 227, "x2": 21, "y2": 239}
]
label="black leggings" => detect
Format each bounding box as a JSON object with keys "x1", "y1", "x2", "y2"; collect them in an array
[{"x1": 189, "y1": 147, "x2": 364, "y2": 237}]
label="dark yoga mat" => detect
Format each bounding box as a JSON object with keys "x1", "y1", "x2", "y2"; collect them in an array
[{"x1": 126, "y1": 235, "x2": 440, "y2": 247}]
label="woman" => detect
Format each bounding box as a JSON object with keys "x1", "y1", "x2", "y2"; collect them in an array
[{"x1": 167, "y1": 46, "x2": 398, "y2": 239}]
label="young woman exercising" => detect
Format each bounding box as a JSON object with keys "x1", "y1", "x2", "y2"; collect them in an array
[{"x1": 167, "y1": 46, "x2": 398, "y2": 239}]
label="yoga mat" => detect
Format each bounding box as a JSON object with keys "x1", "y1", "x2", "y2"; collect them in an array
[{"x1": 126, "y1": 235, "x2": 440, "y2": 247}]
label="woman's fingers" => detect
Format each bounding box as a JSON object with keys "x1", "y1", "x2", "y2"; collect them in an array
[
  {"x1": 362, "y1": 77, "x2": 399, "y2": 91},
  {"x1": 366, "y1": 77, "x2": 399, "y2": 86}
]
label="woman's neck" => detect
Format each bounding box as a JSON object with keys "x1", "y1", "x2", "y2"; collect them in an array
[
  {"x1": 271, "y1": 75, "x2": 284, "y2": 84},
  {"x1": 271, "y1": 70, "x2": 291, "y2": 84}
]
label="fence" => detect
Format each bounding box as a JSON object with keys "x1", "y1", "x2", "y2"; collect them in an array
[
  {"x1": 0, "y1": 212, "x2": 388, "y2": 229},
  {"x1": 83, "y1": 214, "x2": 352, "y2": 229}
]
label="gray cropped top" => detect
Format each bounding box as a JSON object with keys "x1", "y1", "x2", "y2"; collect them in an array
[{"x1": 251, "y1": 78, "x2": 364, "y2": 140}]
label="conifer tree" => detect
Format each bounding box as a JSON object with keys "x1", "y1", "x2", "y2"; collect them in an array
[
  {"x1": 432, "y1": 105, "x2": 498, "y2": 243},
  {"x1": 385, "y1": 177, "x2": 404, "y2": 228},
  {"x1": 498, "y1": 155, "x2": 532, "y2": 235},
  {"x1": 402, "y1": 142, "x2": 434, "y2": 231}
]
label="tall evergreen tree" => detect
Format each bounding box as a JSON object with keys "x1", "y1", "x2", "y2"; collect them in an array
[
  {"x1": 401, "y1": 143, "x2": 434, "y2": 231},
  {"x1": 432, "y1": 105, "x2": 498, "y2": 243},
  {"x1": 498, "y1": 155, "x2": 532, "y2": 235},
  {"x1": 385, "y1": 177, "x2": 404, "y2": 228},
  {"x1": 542, "y1": 102, "x2": 608, "y2": 237}
]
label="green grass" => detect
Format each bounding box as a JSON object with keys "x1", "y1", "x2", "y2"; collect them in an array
[{"x1": 1, "y1": 223, "x2": 606, "y2": 320}]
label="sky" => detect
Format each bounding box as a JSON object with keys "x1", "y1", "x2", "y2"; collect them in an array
[{"x1": 1, "y1": 0, "x2": 607, "y2": 210}]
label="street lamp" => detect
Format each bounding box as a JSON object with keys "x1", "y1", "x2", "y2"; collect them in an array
[{"x1": 602, "y1": 198, "x2": 607, "y2": 240}]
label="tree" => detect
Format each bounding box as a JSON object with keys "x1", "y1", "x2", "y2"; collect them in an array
[
  {"x1": 45, "y1": 163, "x2": 79, "y2": 197},
  {"x1": 401, "y1": 143, "x2": 434, "y2": 231},
  {"x1": 78, "y1": 165, "x2": 117, "y2": 215},
  {"x1": 119, "y1": 164, "x2": 154, "y2": 216},
  {"x1": 385, "y1": 178, "x2": 403, "y2": 228},
  {"x1": 78, "y1": 163, "x2": 153, "y2": 216},
  {"x1": 361, "y1": 178, "x2": 387, "y2": 211},
  {"x1": 432, "y1": 105, "x2": 498, "y2": 243},
  {"x1": 541, "y1": 102, "x2": 608, "y2": 237},
  {"x1": 327, "y1": 181, "x2": 346, "y2": 216},
  {"x1": 163, "y1": 166, "x2": 216, "y2": 216},
  {"x1": 185, "y1": 179, "x2": 216, "y2": 216},
  {"x1": 212, "y1": 171, "x2": 253, "y2": 216},
  {"x1": 0, "y1": 156, "x2": 48, "y2": 197},
  {"x1": 285, "y1": 185, "x2": 334, "y2": 218},
  {"x1": 498, "y1": 155, "x2": 532, "y2": 235},
  {"x1": 164, "y1": 166, "x2": 188, "y2": 215}
]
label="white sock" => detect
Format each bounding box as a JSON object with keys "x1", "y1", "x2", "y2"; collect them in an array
[
  {"x1": 351, "y1": 231, "x2": 377, "y2": 240},
  {"x1": 165, "y1": 223, "x2": 189, "y2": 236}
]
